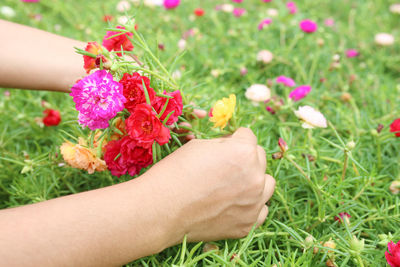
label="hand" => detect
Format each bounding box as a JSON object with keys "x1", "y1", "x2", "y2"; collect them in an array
[{"x1": 143, "y1": 127, "x2": 275, "y2": 243}]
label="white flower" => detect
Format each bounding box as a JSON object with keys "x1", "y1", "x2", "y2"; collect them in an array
[
  {"x1": 178, "y1": 39, "x2": 186, "y2": 50},
  {"x1": 294, "y1": 106, "x2": 327, "y2": 129},
  {"x1": 375, "y1": 33, "x2": 395, "y2": 46},
  {"x1": 116, "y1": 1, "x2": 131, "y2": 12},
  {"x1": 144, "y1": 0, "x2": 163, "y2": 6},
  {"x1": 118, "y1": 15, "x2": 129, "y2": 25},
  {"x1": 245, "y1": 84, "x2": 271, "y2": 105},
  {"x1": 211, "y1": 69, "x2": 220, "y2": 78},
  {"x1": 390, "y1": 180, "x2": 400, "y2": 195},
  {"x1": 54, "y1": 24, "x2": 62, "y2": 32},
  {"x1": 256, "y1": 50, "x2": 274, "y2": 64},
  {"x1": 266, "y1": 8, "x2": 279, "y2": 17},
  {"x1": 390, "y1": 3, "x2": 400, "y2": 14},
  {"x1": 172, "y1": 70, "x2": 182, "y2": 80},
  {"x1": 0, "y1": 6, "x2": 16, "y2": 18},
  {"x1": 221, "y1": 4, "x2": 234, "y2": 13}
]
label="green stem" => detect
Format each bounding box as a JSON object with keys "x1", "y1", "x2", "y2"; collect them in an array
[{"x1": 341, "y1": 151, "x2": 348, "y2": 181}]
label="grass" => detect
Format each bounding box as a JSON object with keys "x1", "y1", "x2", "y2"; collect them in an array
[{"x1": 1, "y1": 0, "x2": 400, "y2": 266}]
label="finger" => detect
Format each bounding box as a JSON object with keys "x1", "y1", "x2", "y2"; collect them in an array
[
  {"x1": 255, "y1": 205, "x2": 269, "y2": 228},
  {"x1": 231, "y1": 127, "x2": 257, "y2": 145},
  {"x1": 193, "y1": 108, "x2": 207, "y2": 119},
  {"x1": 257, "y1": 145, "x2": 267, "y2": 171},
  {"x1": 262, "y1": 174, "x2": 276, "y2": 203}
]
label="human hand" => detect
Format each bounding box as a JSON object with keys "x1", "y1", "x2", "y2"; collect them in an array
[{"x1": 143, "y1": 127, "x2": 275, "y2": 244}]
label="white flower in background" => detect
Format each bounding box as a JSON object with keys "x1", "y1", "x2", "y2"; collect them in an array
[
  {"x1": 375, "y1": 33, "x2": 395, "y2": 46},
  {"x1": 211, "y1": 69, "x2": 221, "y2": 78},
  {"x1": 221, "y1": 4, "x2": 234, "y2": 13},
  {"x1": 332, "y1": 54, "x2": 340, "y2": 62},
  {"x1": 144, "y1": 0, "x2": 163, "y2": 6},
  {"x1": 54, "y1": 24, "x2": 62, "y2": 32},
  {"x1": 116, "y1": 1, "x2": 131, "y2": 12},
  {"x1": 0, "y1": 6, "x2": 16, "y2": 18},
  {"x1": 390, "y1": 181, "x2": 400, "y2": 195},
  {"x1": 245, "y1": 84, "x2": 271, "y2": 105},
  {"x1": 172, "y1": 70, "x2": 182, "y2": 80},
  {"x1": 294, "y1": 106, "x2": 327, "y2": 129},
  {"x1": 266, "y1": 8, "x2": 279, "y2": 17},
  {"x1": 178, "y1": 39, "x2": 186, "y2": 50},
  {"x1": 390, "y1": 3, "x2": 400, "y2": 14},
  {"x1": 118, "y1": 15, "x2": 129, "y2": 25},
  {"x1": 256, "y1": 50, "x2": 274, "y2": 64}
]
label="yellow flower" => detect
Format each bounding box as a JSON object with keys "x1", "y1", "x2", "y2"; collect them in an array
[
  {"x1": 209, "y1": 94, "x2": 236, "y2": 129},
  {"x1": 60, "y1": 141, "x2": 107, "y2": 174}
]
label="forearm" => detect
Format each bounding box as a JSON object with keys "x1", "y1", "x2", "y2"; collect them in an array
[
  {"x1": 0, "y1": 19, "x2": 86, "y2": 93},
  {"x1": 0, "y1": 174, "x2": 181, "y2": 266}
]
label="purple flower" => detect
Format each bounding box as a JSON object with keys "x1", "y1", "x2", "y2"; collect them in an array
[
  {"x1": 70, "y1": 70, "x2": 126, "y2": 130},
  {"x1": 286, "y1": 2, "x2": 297, "y2": 14},
  {"x1": 289, "y1": 85, "x2": 311, "y2": 101},
  {"x1": 346, "y1": 49, "x2": 359, "y2": 58},
  {"x1": 233, "y1": 7, "x2": 246, "y2": 17},
  {"x1": 276, "y1": 75, "x2": 296, "y2": 87},
  {"x1": 299, "y1": 19, "x2": 318, "y2": 33},
  {"x1": 258, "y1": 18, "x2": 272, "y2": 30}
]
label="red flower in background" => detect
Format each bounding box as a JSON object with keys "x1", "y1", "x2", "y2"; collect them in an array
[
  {"x1": 102, "y1": 26, "x2": 134, "y2": 56},
  {"x1": 120, "y1": 72, "x2": 156, "y2": 112},
  {"x1": 153, "y1": 90, "x2": 183, "y2": 125},
  {"x1": 386, "y1": 241, "x2": 400, "y2": 267},
  {"x1": 390, "y1": 118, "x2": 400, "y2": 137},
  {"x1": 83, "y1": 42, "x2": 107, "y2": 73},
  {"x1": 102, "y1": 15, "x2": 113, "y2": 22},
  {"x1": 43, "y1": 109, "x2": 61, "y2": 126},
  {"x1": 334, "y1": 212, "x2": 351, "y2": 224},
  {"x1": 126, "y1": 104, "x2": 171, "y2": 148},
  {"x1": 194, "y1": 8, "x2": 205, "y2": 17}
]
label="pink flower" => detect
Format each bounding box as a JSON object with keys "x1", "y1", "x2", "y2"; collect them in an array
[
  {"x1": 262, "y1": 0, "x2": 272, "y2": 2},
  {"x1": 232, "y1": 0, "x2": 243, "y2": 2},
  {"x1": 286, "y1": 2, "x2": 297, "y2": 14},
  {"x1": 324, "y1": 18, "x2": 335, "y2": 27},
  {"x1": 299, "y1": 19, "x2": 318, "y2": 33},
  {"x1": 164, "y1": 0, "x2": 180, "y2": 9},
  {"x1": 346, "y1": 49, "x2": 359, "y2": 58},
  {"x1": 233, "y1": 8, "x2": 246, "y2": 17},
  {"x1": 266, "y1": 106, "x2": 275, "y2": 114},
  {"x1": 276, "y1": 76, "x2": 296, "y2": 87},
  {"x1": 289, "y1": 85, "x2": 311, "y2": 101},
  {"x1": 70, "y1": 70, "x2": 126, "y2": 130},
  {"x1": 385, "y1": 241, "x2": 400, "y2": 267},
  {"x1": 258, "y1": 18, "x2": 272, "y2": 30},
  {"x1": 21, "y1": 0, "x2": 39, "y2": 2}
]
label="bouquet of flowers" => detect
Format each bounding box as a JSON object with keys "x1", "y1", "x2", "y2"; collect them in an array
[{"x1": 60, "y1": 23, "x2": 237, "y2": 177}]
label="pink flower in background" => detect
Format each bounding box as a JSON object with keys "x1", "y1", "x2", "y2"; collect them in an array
[
  {"x1": 276, "y1": 76, "x2": 296, "y2": 87},
  {"x1": 300, "y1": 19, "x2": 318, "y2": 33},
  {"x1": 266, "y1": 106, "x2": 275, "y2": 114},
  {"x1": 258, "y1": 18, "x2": 272, "y2": 30},
  {"x1": 324, "y1": 18, "x2": 335, "y2": 27},
  {"x1": 163, "y1": 0, "x2": 180, "y2": 9},
  {"x1": 289, "y1": 85, "x2": 311, "y2": 101},
  {"x1": 233, "y1": 8, "x2": 246, "y2": 17},
  {"x1": 385, "y1": 241, "x2": 400, "y2": 267},
  {"x1": 232, "y1": 0, "x2": 243, "y2": 3},
  {"x1": 286, "y1": 2, "x2": 297, "y2": 14},
  {"x1": 70, "y1": 70, "x2": 126, "y2": 130},
  {"x1": 21, "y1": 0, "x2": 40, "y2": 2},
  {"x1": 346, "y1": 49, "x2": 359, "y2": 58},
  {"x1": 262, "y1": 0, "x2": 272, "y2": 2}
]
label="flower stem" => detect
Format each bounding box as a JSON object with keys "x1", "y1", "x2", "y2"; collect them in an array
[{"x1": 341, "y1": 151, "x2": 348, "y2": 181}]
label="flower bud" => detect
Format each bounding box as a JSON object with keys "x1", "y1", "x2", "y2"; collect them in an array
[
  {"x1": 203, "y1": 243, "x2": 219, "y2": 253},
  {"x1": 389, "y1": 180, "x2": 400, "y2": 195},
  {"x1": 345, "y1": 141, "x2": 356, "y2": 151},
  {"x1": 349, "y1": 235, "x2": 364, "y2": 252},
  {"x1": 304, "y1": 235, "x2": 315, "y2": 249},
  {"x1": 278, "y1": 138, "x2": 288, "y2": 153},
  {"x1": 323, "y1": 240, "x2": 336, "y2": 253}
]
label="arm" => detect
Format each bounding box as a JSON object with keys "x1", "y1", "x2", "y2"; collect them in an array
[
  {"x1": 0, "y1": 19, "x2": 85, "y2": 93},
  {"x1": 0, "y1": 128, "x2": 275, "y2": 266}
]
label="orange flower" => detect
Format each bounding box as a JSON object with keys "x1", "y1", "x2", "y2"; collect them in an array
[{"x1": 60, "y1": 141, "x2": 107, "y2": 174}]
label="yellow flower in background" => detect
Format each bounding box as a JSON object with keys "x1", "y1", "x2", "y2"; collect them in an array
[
  {"x1": 60, "y1": 141, "x2": 107, "y2": 174},
  {"x1": 209, "y1": 94, "x2": 236, "y2": 129}
]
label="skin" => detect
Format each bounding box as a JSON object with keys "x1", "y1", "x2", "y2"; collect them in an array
[{"x1": 0, "y1": 20, "x2": 276, "y2": 266}]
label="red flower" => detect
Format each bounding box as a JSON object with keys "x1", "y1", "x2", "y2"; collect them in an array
[
  {"x1": 153, "y1": 90, "x2": 183, "y2": 125},
  {"x1": 386, "y1": 241, "x2": 400, "y2": 267},
  {"x1": 126, "y1": 103, "x2": 171, "y2": 148},
  {"x1": 104, "y1": 139, "x2": 127, "y2": 177},
  {"x1": 102, "y1": 15, "x2": 113, "y2": 22},
  {"x1": 120, "y1": 72, "x2": 156, "y2": 112},
  {"x1": 83, "y1": 42, "x2": 107, "y2": 73},
  {"x1": 43, "y1": 109, "x2": 61, "y2": 126},
  {"x1": 120, "y1": 136, "x2": 153, "y2": 175},
  {"x1": 102, "y1": 26, "x2": 134, "y2": 56},
  {"x1": 390, "y1": 118, "x2": 400, "y2": 137},
  {"x1": 334, "y1": 212, "x2": 351, "y2": 224},
  {"x1": 194, "y1": 8, "x2": 205, "y2": 17}
]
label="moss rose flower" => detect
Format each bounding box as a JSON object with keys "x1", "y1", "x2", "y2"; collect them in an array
[
  {"x1": 120, "y1": 72, "x2": 156, "y2": 112},
  {"x1": 102, "y1": 26, "x2": 134, "y2": 56},
  {"x1": 390, "y1": 118, "x2": 400, "y2": 137},
  {"x1": 153, "y1": 90, "x2": 183, "y2": 125},
  {"x1": 386, "y1": 240, "x2": 400, "y2": 267}
]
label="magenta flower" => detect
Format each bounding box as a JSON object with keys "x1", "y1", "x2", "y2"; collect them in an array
[
  {"x1": 262, "y1": 0, "x2": 272, "y2": 2},
  {"x1": 289, "y1": 85, "x2": 311, "y2": 101},
  {"x1": 299, "y1": 19, "x2": 318, "y2": 33},
  {"x1": 286, "y1": 2, "x2": 297, "y2": 14},
  {"x1": 258, "y1": 18, "x2": 272, "y2": 30},
  {"x1": 70, "y1": 70, "x2": 126, "y2": 130},
  {"x1": 276, "y1": 76, "x2": 296, "y2": 87},
  {"x1": 232, "y1": 0, "x2": 243, "y2": 3},
  {"x1": 21, "y1": 0, "x2": 40, "y2": 2},
  {"x1": 386, "y1": 241, "x2": 400, "y2": 267},
  {"x1": 324, "y1": 18, "x2": 335, "y2": 27},
  {"x1": 266, "y1": 106, "x2": 275, "y2": 114},
  {"x1": 346, "y1": 49, "x2": 359, "y2": 58},
  {"x1": 233, "y1": 8, "x2": 246, "y2": 17},
  {"x1": 163, "y1": 0, "x2": 180, "y2": 9}
]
